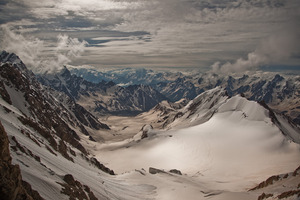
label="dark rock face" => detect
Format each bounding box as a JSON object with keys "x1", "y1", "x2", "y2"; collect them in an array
[
  {"x1": 59, "y1": 174, "x2": 98, "y2": 200},
  {"x1": 169, "y1": 169, "x2": 182, "y2": 175},
  {"x1": 126, "y1": 85, "x2": 168, "y2": 111},
  {"x1": 149, "y1": 167, "x2": 166, "y2": 174},
  {"x1": 90, "y1": 157, "x2": 115, "y2": 175},
  {"x1": 0, "y1": 80, "x2": 12, "y2": 104},
  {"x1": 249, "y1": 175, "x2": 281, "y2": 191},
  {"x1": 0, "y1": 121, "x2": 43, "y2": 200},
  {"x1": 257, "y1": 193, "x2": 273, "y2": 200},
  {"x1": 72, "y1": 103, "x2": 109, "y2": 130},
  {"x1": 155, "y1": 77, "x2": 199, "y2": 102},
  {"x1": 249, "y1": 165, "x2": 300, "y2": 200}
]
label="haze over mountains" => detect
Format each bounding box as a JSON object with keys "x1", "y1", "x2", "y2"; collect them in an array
[{"x1": 0, "y1": 51, "x2": 300, "y2": 200}]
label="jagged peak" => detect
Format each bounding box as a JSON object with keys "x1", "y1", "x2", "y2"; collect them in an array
[
  {"x1": 161, "y1": 86, "x2": 299, "y2": 143},
  {"x1": 59, "y1": 66, "x2": 72, "y2": 77},
  {"x1": 0, "y1": 50, "x2": 21, "y2": 64},
  {"x1": 272, "y1": 74, "x2": 285, "y2": 82},
  {"x1": 184, "y1": 86, "x2": 227, "y2": 112},
  {"x1": 0, "y1": 51, "x2": 28, "y2": 72}
]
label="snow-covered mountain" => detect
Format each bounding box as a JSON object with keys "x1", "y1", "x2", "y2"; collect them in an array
[
  {"x1": 95, "y1": 87, "x2": 300, "y2": 199},
  {"x1": 196, "y1": 73, "x2": 300, "y2": 125},
  {"x1": 155, "y1": 77, "x2": 202, "y2": 102},
  {"x1": 69, "y1": 66, "x2": 300, "y2": 125},
  {"x1": 140, "y1": 87, "x2": 300, "y2": 143},
  {"x1": 70, "y1": 67, "x2": 202, "y2": 104},
  {"x1": 1, "y1": 51, "x2": 299, "y2": 200},
  {"x1": 69, "y1": 67, "x2": 184, "y2": 85},
  {"x1": 154, "y1": 73, "x2": 300, "y2": 125},
  {"x1": 0, "y1": 51, "x2": 109, "y2": 134},
  {"x1": 140, "y1": 87, "x2": 228, "y2": 129},
  {"x1": 38, "y1": 67, "x2": 168, "y2": 116},
  {"x1": 0, "y1": 52, "x2": 160, "y2": 199}
]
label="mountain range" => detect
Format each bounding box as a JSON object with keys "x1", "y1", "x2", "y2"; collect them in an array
[
  {"x1": 38, "y1": 66, "x2": 167, "y2": 116},
  {"x1": 71, "y1": 67, "x2": 300, "y2": 125},
  {"x1": 0, "y1": 51, "x2": 299, "y2": 200}
]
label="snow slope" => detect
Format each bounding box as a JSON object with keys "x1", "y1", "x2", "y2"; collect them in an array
[
  {"x1": 0, "y1": 106, "x2": 155, "y2": 200},
  {"x1": 0, "y1": 53, "x2": 155, "y2": 200},
  {"x1": 94, "y1": 91, "x2": 300, "y2": 199},
  {"x1": 0, "y1": 79, "x2": 157, "y2": 200},
  {"x1": 1, "y1": 82, "x2": 299, "y2": 200}
]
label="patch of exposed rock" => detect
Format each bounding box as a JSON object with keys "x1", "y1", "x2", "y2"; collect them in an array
[
  {"x1": 169, "y1": 169, "x2": 182, "y2": 175},
  {"x1": 149, "y1": 167, "x2": 166, "y2": 175},
  {"x1": 58, "y1": 174, "x2": 98, "y2": 200}
]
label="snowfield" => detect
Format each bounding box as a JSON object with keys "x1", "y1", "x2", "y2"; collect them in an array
[
  {"x1": 93, "y1": 94, "x2": 300, "y2": 199},
  {"x1": 0, "y1": 104, "x2": 156, "y2": 200}
]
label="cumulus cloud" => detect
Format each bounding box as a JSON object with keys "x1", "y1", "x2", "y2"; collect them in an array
[
  {"x1": 0, "y1": 24, "x2": 87, "y2": 73},
  {"x1": 211, "y1": 29, "x2": 300, "y2": 73},
  {"x1": 54, "y1": 34, "x2": 87, "y2": 67},
  {"x1": 0, "y1": 24, "x2": 44, "y2": 69}
]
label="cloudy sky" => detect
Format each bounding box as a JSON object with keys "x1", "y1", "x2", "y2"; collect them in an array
[{"x1": 0, "y1": 0, "x2": 300, "y2": 73}]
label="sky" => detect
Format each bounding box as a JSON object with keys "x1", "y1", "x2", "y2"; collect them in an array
[{"x1": 0, "y1": 0, "x2": 300, "y2": 73}]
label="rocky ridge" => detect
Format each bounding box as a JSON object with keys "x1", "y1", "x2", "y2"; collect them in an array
[
  {"x1": 72, "y1": 66, "x2": 300, "y2": 125},
  {"x1": 0, "y1": 51, "x2": 113, "y2": 170},
  {"x1": 38, "y1": 66, "x2": 168, "y2": 116}
]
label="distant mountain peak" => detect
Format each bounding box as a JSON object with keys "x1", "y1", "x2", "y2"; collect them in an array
[{"x1": 60, "y1": 65, "x2": 72, "y2": 77}]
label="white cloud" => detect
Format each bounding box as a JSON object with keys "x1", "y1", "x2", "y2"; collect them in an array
[
  {"x1": 0, "y1": 24, "x2": 87, "y2": 73},
  {"x1": 211, "y1": 28, "x2": 300, "y2": 73},
  {"x1": 0, "y1": 24, "x2": 44, "y2": 69},
  {"x1": 56, "y1": 34, "x2": 87, "y2": 62}
]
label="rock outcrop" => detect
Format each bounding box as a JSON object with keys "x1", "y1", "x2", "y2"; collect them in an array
[
  {"x1": 169, "y1": 169, "x2": 182, "y2": 175},
  {"x1": 58, "y1": 174, "x2": 98, "y2": 200},
  {"x1": 149, "y1": 167, "x2": 166, "y2": 175},
  {"x1": 0, "y1": 121, "x2": 43, "y2": 200}
]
